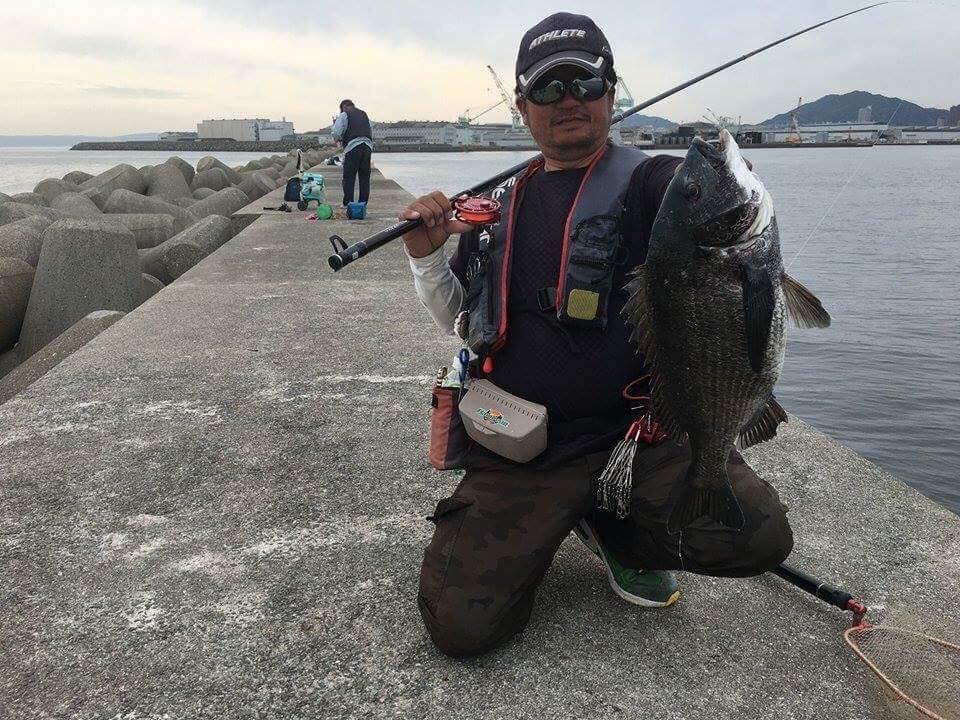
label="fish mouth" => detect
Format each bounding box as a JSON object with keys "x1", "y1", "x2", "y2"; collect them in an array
[{"x1": 690, "y1": 135, "x2": 728, "y2": 171}]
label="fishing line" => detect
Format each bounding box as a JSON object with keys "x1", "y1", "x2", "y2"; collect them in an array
[{"x1": 785, "y1": 97, "x2": 906, "y2": 271}]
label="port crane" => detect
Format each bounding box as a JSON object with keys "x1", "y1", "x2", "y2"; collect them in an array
[
  {"x1": 457, "y1": 98, "x2": 507, "y2": 126},
  {"x1": 787, "y1": 97, "x2": 804, "y2": 143},
  {"x1": 487, "y1": 65, "x2": 523, "y2": 128},
  {"x1": 615, "y1": 76, "x2": 635, "y2": 113}
]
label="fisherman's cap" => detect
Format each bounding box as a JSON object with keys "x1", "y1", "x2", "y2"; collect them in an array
[{"x1": 515, "y1": 12, "x2": 615, "y2": 94}]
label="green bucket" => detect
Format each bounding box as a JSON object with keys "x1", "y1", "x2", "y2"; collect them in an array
[{"x1": 315, "y1": 203, "x2": 333, "y2": 220}]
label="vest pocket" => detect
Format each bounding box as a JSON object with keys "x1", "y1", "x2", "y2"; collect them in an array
[{"x1": 562, "y1": 215, "x2": 624, "y2": 325}]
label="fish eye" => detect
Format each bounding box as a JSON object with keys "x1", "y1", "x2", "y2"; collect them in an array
[{"x1": 682, "y1": 182, "x2": 702, "y2": 202}]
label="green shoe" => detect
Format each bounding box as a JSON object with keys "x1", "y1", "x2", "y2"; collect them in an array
[{"x1": 573, "y1": 519, "x2": 680, "y2": 608}]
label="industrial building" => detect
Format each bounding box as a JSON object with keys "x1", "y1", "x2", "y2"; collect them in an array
[{"x1": 196, "y1": 118, "x2": 295, "y2": 142}]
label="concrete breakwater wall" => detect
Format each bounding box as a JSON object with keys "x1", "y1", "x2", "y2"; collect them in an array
[
  {"x1": 0, "y1": 171, "x2": 958, "y2": 718},
  {"x1": 71, "y1": 140, "x2": 333, "y2": 152},
  {"x1": 0, "y1": 146, "x2": 334, "y2": 401}
]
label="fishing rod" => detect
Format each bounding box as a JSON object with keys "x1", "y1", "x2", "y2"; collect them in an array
[{"x1": 327, "y1": 2, "x2": 891, "y2": 272}]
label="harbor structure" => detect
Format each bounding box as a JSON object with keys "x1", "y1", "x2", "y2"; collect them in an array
[
  {"x1": 197, "y1": 118, "x2": 295, "y2": 142},
  {"x1": 159, "y1": 131, "x2": 199, "y2": 142}
]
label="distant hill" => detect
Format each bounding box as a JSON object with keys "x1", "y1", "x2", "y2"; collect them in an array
[
  {"x1": 0, "y1": 133, "x2": 160, "y2": 147},
  {"x1": 618, "y1": 113, "x2": 677, "y2": 131},
  {"x1": 758, "y1": 92, "x2": 949, "y2": 127}
]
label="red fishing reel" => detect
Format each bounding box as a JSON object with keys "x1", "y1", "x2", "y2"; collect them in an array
[{"x1": 453, "y1": 196, "x2": 502, "y2": 226}]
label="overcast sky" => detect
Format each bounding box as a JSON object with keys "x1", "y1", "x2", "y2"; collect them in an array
[{"x1": 1, "y1": 0, "x2": 957, "y2": 135}]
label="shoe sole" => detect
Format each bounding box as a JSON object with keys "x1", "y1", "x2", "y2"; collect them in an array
[{"x1": 575, "y1": 520, "x2": 680, "y2": 609}]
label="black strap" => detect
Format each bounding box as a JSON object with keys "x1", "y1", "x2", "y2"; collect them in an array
[{"x1": 537, "y1": 287, "x2": 557, "y2": 312}]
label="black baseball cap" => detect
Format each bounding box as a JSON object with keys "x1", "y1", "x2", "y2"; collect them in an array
[{"x1": 515, "y1": 13, "x2": 615, "y2": 94}]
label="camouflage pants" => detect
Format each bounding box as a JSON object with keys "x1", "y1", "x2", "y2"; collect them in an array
[{"x1": 417, "y1": 440, "x2": 793, "y2": 658}]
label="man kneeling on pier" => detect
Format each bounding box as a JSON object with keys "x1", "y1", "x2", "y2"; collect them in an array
[{"x1": 399, "y1": 13, "x2": 793, "y2": 658}]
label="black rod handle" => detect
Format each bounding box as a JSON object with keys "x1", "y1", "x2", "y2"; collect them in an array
[
  {"x1": 772, "y1": 562, "x2": 856, "y2": 611},
  {"x1": 327, "y1": 158, "x2": 538, "y2": 272}
]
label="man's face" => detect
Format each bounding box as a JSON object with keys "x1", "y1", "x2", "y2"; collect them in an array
[{"x1": 517, "y1": 65, "x2": 615, "y2": 161}]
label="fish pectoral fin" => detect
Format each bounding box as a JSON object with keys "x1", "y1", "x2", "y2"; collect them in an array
[
  {"x1": 740, "y1": 261, "x2": 776, "y2": 372},
  {"x1": 738, "y1": 395, "x2": 788, "y2": 450},
  {"x1": 782, "y1": 273, "x2": 831, "y2": 328},
  {"x1": 668, "y1": 481, "x2": 745, "y2": 533}
]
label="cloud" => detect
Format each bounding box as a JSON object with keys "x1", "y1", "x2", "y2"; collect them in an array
[{"x1": 84, "y1": 85, "x2": 191, "y2": 100}]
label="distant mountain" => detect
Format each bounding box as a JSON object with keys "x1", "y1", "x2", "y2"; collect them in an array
[
  {"x1": 618, "y1": 113, "x2": 677, "y2": 131},
  {"x1": 757, "y1": 92, "x2": 950, "y2": 128},
  {"x1": 0, "y1": 133, "x2": 160, "y2": 147}
]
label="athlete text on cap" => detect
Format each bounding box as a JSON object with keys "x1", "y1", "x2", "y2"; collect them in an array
[{"x1": 529, "y1": 29, "x2": 587, "y2": 50}]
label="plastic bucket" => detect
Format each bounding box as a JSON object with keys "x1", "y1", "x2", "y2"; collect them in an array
[{"x1": 346, "y1": 201, "x2": 367, "y2": 220}]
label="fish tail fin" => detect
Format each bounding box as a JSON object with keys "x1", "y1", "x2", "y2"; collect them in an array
[{"x1": 667, "y1": 467, "x2": 745, "y2": 534}]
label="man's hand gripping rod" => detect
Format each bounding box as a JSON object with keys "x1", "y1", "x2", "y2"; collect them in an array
[{"x1": 327, "y1": 2, "x2": 890, "y2": 272}]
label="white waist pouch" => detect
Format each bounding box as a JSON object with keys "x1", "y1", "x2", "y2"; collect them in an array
[{"x1": 458, "y1": 379, "x2": 548, "y2": 463}]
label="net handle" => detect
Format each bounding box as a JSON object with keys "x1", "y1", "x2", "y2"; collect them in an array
[{"x1": 772, "y1": 563, "x2": 866, "y2": 617}]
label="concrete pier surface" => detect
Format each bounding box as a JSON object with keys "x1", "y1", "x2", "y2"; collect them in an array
[{"x1": 1, "y1": 168, "x2": 958, "y2": 719}]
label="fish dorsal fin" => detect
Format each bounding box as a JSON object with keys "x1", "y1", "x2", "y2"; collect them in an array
[
  {"x1": 782, "y1": 273, "x2": 831, "y2": 328},
  {"x1": 738, "y1": 396, "x2": 788, "y2": 450},
  {"x1": 623, "y1": 266, "x2": 686, "y2": 442},
  {"x1": 740, "y1": 260, "x2": 776, "y2": 372}
]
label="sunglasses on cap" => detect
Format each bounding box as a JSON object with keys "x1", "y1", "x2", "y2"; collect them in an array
[{"x1": 525, "y1": 74, "x2": 610, "y2": 105}]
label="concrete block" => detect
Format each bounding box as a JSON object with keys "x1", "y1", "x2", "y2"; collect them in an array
[
  {"x1": 237, "y1": 172, "x2": 276, "y2": 201},
  {"x1": 62, "y1": 170, "x2": 94, "y2": 185},
  {"x1": 172, "y1": 214, "x2": 233, "y2": 257},
  {"x1": 188, "y1": 187, "x2": 249, "y2": 221},
  {"x1": 33, "y1": 178, "x2": 81, "y2": 205},
  {"x1": 103, "y1": 213, "x2": 175, "y2": 249},
  {"x1": 0, "y1": 310, "x2": 124, "y2": 405},
  {"x1": 139, "y1": 273, "x2": 164, "y2": 303},
  {"x1": 0, "y1": 218, "x2": 50, "y2": 266},
  {"x1": 147, "y1": 163, "x2": 193, "y2": 202},
  {"x1": 172, "y1": 197, "x2": 197, "y2": 209},
  {"x1": 0, "y1": 202, "x2": 64, "y2": 226},
  {"x1": 0, "y1": 192, "x2": 10, "y2": 203},
  {"x1": 0, "y1": 258, "x2": 34, "y2": 351},
  {"x1": 79, "y1": 186, "x2": 108, "y2": 210},
  {"x1": 18, "y1": 220, "x2": 141, "y2": 358},
  {"x1": 138, "y1": 239, "x2": 205, "y2": 285},
  {"x1": 102, "y1": 189, "x2": 196, "y2": 234},
  {"x1": 139, "y1": 166, "x2": 155, "y2": 182},
  {"x1": 50, "y1": 192, "x2": 103, "y2": 218},
  {"x1": 190, "y1": 168, "x2": 231, "y2": 192},
  {"x1": 192, "y1": 187, "x2": 216, "y2": 200},
  {"x1": 196, "y1": 156, "x2": 242, "y2": 185},
  {"x1": 261, "y1": 166, "x2": 281, "y2": 181},
  {"x1": 280, "y1": 159, "x2": 299, "y2": 178},
  {"x1": 79, "y1": 163, "x2": 147, "y2": 197},
  {"x1": 165, "y1": 156, "x2": 195, "y2": 184},
  {"x1": 10, "y1": 192, "x2": 47, "y2": 206}
]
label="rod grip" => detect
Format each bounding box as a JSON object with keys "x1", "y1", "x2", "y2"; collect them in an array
[{"x1": 328, "y1": 218, "x2": 420, "y2": 271}]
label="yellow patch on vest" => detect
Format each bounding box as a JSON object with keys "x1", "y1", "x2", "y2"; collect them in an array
[{"x1": 566, "y1": 289, "x2": 600, "y2": 321}]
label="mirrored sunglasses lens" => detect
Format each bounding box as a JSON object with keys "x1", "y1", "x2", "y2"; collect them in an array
[
  {"x1": 572, "y1": 77, "x2": 607, "y2": 101},
  {"x1": 530, "y1": 79, "x2": 565, "y2": 104}
]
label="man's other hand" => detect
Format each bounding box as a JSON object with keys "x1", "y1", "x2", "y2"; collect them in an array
[{"x1": 400, "y1": 191, "x2": 473, "y2": 259}]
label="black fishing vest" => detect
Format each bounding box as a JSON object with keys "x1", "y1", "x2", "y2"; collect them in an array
[
  {"x1": 342, "y1": 108, "x2": 372, "y2": 144},
  {"x1": 464, "y1": 143, "x2": 649, "y2": 365}
]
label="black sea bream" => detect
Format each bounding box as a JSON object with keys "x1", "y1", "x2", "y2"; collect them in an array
[{"x1": 626, "y1": 129, "x2": 830, "y2": 532}]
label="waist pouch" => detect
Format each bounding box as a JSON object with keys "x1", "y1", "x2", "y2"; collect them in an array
[
  {"x1": 457, "y1": 380, "x2": 548, "y2": 464},
  {"x1": 429, "y1": 385, "x2": 469, "y2": 470}
]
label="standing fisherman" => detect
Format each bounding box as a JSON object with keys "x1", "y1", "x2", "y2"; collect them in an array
[
  {"x1": 400, "y1": 13, "x2": 793, "y2": 658},
  {"x1": 331, "y1": 99, "x2": 374, "y2": 208}
]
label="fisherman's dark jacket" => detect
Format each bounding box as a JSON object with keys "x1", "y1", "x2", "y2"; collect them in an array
[{"x1": 451, "y1": 143, "x2": 674, "y2": 468}]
